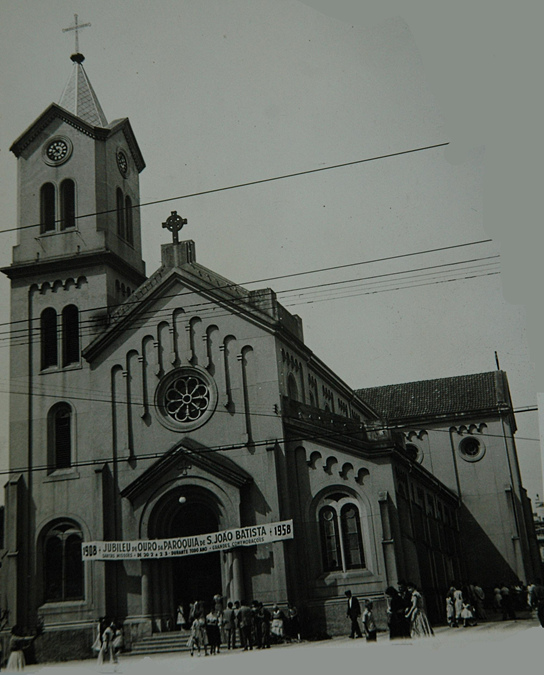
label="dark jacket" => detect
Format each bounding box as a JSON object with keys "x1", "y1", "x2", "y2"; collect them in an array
[{"x1": 346, "y1": 596, "x2": 361, "y2": 618}]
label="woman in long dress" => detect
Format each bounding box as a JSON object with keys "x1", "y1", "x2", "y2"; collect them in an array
[
  {"x1": 453, "y1": 585, "x2": 464, "y2": 626},
  {"x1": 385, "y1": 587, "x2": 409, "y2": 639},
  {"x1": 188, "y1": 617, "x2": 208, "y2": 657},
  {"x1": 205, "y1": 609, "x2": 221, "y2": 655},
  {"x1": 6, "y1": 625, "x2": 39, "y2": 671},
  {"x1": 405, "y1": 583, "x2": 433, "y2": 638},
  {"x1": 270, "y1": 605, "x2": 285, "y2": 641}
]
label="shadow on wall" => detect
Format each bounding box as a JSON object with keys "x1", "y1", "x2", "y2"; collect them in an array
[{"x1": 458, "y1": 502, "x2": 527, "y2": 588}]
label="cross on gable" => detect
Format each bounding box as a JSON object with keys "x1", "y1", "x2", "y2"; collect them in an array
[
  {"x1": 62, "y1": 14, "x2": 92, "y2": 54},
  {"x1": 162, "y1": 211, "x2": 187, "y2": 244}
]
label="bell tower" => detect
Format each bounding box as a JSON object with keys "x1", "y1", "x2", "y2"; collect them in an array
[
  {"x1": 5, "y1": 48, "x2": 146, "y2": 313},
  {"x1": 1, "y1": 43, "x2": 148, "y2": 628}
]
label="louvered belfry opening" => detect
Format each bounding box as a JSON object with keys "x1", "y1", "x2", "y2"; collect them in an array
[
  {"x1": 62, "y1": 304, "x2": 79, "y2": 366},
  {"x1": 40, "y1": 183, "x2": 56, "y2": 233},
  {"x1": 41, "y1": 307, "x2": 58, "y2": 369},
  {"x1": 54, "y1": 406, "x2": 72, "y2": 469},
  {"x1": 60, "y1": 179, "x2": 76, "y2": 230}
]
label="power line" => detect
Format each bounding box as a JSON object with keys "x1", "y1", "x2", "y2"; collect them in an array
[
  {"x1": 0, "y1": 239, "x2": 495, "y2": 334},
  {"x1": 4, "y1": 142, "x2": 450, "y2": 236},
  {"x1": 1, "y1": 251, "x2": 498, "y2": 346},
  {"x1": 0, "y1": 404, "x2": 538, "y2": 479},
  {"x1": 2, "y1": 264, "x2": 500, "y2": 351}
]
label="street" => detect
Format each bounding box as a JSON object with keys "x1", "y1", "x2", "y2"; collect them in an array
[{"x1": 25, "y1": 619, "x2": 543, "y2": 675}]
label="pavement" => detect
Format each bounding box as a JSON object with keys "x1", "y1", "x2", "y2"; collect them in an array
[{"x1": 18, "y1": 619, "x2": 544, "y2": 674}]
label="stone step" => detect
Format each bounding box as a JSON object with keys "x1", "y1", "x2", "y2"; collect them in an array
[
  {"x1": 130, "y1": 630, "x2": 192, "y2": 655},
  {"x1": 130, "y1": 644, "x2": 191, "y2": 656}
]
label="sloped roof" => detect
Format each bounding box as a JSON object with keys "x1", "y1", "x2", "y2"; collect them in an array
[
  {"x1": 356, "y1": 371, "x2": 511, "y2": 421},
  {"x1": 58, "y1": 57, "x2": 108, "y2": 126},
  {"x1": 82, "y1": 249, "x2": 279, "y2": 362}
]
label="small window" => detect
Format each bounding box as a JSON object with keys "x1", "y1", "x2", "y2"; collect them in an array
[
  {"x1": 40, "y1": 183, "x2": 56, "y2": 233},
  {"x1": 341, "y1": 504, "x2": 365, "y2": 569},
  {"x1": 62, "y1": 305, "x2": 79, "y2": 366},
  {"x1": 60, "y1": 179, "x2": 76, "y2": 229},
  {"x1": 287, "y1": 374, "x2": 299, "y2": 401},
  {"x1": 125, "y1": 195, "x2": 133, "y2": 245},
  {"x1": 41, "y1": 308, "x2": 58, "y2": 369},
  {"x1": 319, "y1": 506, "x2": 341, "y2": 571},
  {"x1": 458, "y1": 436, "x2": 486, "y2": 462},
  {"x1": 54, "y1": 406, "x2": 72, "y2": 469},
  {"x1": 43, "y1": 520, "x2": 84, "y2": 602},
  {"x1": 116, "y1": 188, "x2": 125, "y2": 239},
  {"x1": 405, "y1": 443, "x2": 419, "y2": 461},
  {"x1": 460, "y1": 437, "x2": 480, "y2": 456}
]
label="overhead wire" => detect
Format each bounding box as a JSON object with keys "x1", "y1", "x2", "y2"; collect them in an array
[
  {"x1": 0, "y1": 239, "x2": 496, "y2": 334},
  {"x1": 1, "y1": 142, "x2": 450, "y2": 236},
  {"x1": 0, "y1": 402, "x2": 538, "y2": 479},
  {"x1": 2, "y1": 254, "x2": 500, "y2": 349}
]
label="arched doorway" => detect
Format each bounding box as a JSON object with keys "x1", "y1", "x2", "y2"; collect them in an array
[
  {"x1": 148, "y1": 486, "x2": 223, "y2": 623},
  {"x1": 170, "y1": 501, "x2": 222, "y2": 606}
]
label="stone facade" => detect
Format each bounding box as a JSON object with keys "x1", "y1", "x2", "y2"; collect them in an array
[{"x1": 0, "y1": 54, "x2": 540, "y2": 660}]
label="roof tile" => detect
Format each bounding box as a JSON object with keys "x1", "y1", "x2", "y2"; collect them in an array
[{"x1": 356, "y1": 372, "x2": 508, "y2": 421}]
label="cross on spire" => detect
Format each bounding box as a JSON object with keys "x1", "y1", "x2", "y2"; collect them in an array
[
  {"x1": 62, "y1": 14, "x2": 92, "y2": 55},
  {"x1": 162, "y1": 212, "x2": 187, "y2": 244}
]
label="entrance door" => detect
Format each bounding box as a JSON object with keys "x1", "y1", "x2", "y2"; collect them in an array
[{"x1": 170, "y1": 501, "x2": 222, "y2": 608}]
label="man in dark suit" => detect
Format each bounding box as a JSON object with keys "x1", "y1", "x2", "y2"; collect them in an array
[{"x1": 345, "y1": 590, "x2": 363, "y2": 638}]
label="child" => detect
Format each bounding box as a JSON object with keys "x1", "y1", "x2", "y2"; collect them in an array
[
  {"x1": 188, "y1": 616, "x2": 208, "y2": 657},
  {"x1": 362, "y1": 600, "x2": 377, "y2": 642},
  {"x1": 446, "y1": 596, "x2": 456, "y2": 627},
  {"x1": 460, "y1": 602, "x2": 475, "y2": 627}
]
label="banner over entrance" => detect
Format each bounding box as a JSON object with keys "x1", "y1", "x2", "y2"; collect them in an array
[{"x1": 81, "y1": 519, "x2": 293, "y2": 561}]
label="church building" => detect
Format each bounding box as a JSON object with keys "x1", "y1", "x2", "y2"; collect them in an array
[{"x1": 0, "y1": 50, "x2": 540, "y2": 660}]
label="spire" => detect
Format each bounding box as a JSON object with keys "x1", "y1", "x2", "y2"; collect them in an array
[{"x1": 58, "y1": 54, "x2": 108, "y2": 127}]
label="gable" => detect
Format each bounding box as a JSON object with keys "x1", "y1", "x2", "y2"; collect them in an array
[
  {"x1": 82, "y1": 261, "x2": 288, "y2": 364},
  {"x1": 121, "y1": 437, "x2": 253, "y2": 501}
]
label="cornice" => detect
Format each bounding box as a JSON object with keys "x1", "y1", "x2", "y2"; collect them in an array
[
  {"x1": 1, "y1": 249, "x2": 146, "y2": 287},
  {"x1": 10, "y1": 105, "x2": 145, "y2": 173}
]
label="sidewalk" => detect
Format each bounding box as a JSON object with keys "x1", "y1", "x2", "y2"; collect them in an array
[{"x1": 20, "y1": 619, "x2": 542, "y2": 673}]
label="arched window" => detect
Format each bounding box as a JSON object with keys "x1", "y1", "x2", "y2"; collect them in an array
[
  {"x1": 60, "y1": 179, "x2": 76, "y2": 230},
  {"x1": 41, "y1": 308, "x2": 58, "y2": 369},
  {"x1": 116, "y1": 188, "x2": 125, "y2": 239},
  {"x1": 319, "y1": 506, "x2": 341, "y2": 571},
  {"x1": 40, "y1": 183, "x2": 56, "y2": 233},
  {"x1": 43, "y1": 520, "x2": 84, "y2": 602},
  {"x1": 340, "y1": 503, "x2": 365, "y2": 569},
  {"x1": 318, "y1": 496, "x2": 366, "y2": 573},
  {"x1": 49, "y1": 403, "x2": 72, "y2": 470},
  {"x1": 287, "y1": 373, "x2": 299, "y2": 401},
  {"x1": 125, "y1": 195, "x2": 133, "y2": 245},
  {"x1": 62, "y1": 305, "x2": 79, "y2": 366}
]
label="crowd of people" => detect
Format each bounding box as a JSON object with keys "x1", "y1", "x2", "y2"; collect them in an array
[
  {"x1": 176, "y1": 595, "x2": 301, "y2": 656},
  {"x1": 445, "y1": 579, "x2": 544, "y2": 627},
  {"x1": 347, "y1": 581, "x2": 434, "y2": 642}
]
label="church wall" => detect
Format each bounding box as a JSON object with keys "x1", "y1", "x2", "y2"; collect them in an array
[
  {"x1": 98, "y1": 128, "x2": 145, "y2": 275},
  {"x1": 283, "y1": 440, "x2": 393, "y2": 635},
  {"x1": 402, "y1": 416, "x2": 532, "y2": 585},
  {"x1": 62, "y1": 282, "x2": 293, "y2": 617},
  {"x1": 276, "y1": 342, "x2": 372, "y2": 423}
]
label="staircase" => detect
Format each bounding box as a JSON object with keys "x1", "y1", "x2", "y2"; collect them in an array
[{"x1": 130, "y1": 630, "x2": 192, "y2": 656}]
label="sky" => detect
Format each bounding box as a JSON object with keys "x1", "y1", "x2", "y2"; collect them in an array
[{"x1": 0, "y1": 0, "x2": 542, "y2": 504}]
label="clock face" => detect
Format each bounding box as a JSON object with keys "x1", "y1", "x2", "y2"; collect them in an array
[
  {"x1": 117, "y1": 151, "x2": 128, "y2": 177},
  {"x1": 43, "y1": 137, "x2": 72, "y2": 166}
]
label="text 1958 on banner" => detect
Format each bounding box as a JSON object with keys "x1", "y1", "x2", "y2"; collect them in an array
[{"x1": 81, "y1": 520, "x2": 293, "y2": 560}]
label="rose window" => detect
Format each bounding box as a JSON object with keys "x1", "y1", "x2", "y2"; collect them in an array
[
  {"x1": 164, "y1": 374, "x2": 210, "y2": 423},
  {"x1": 156, "y1": 367, "x2": 217, "y2": 431}
]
